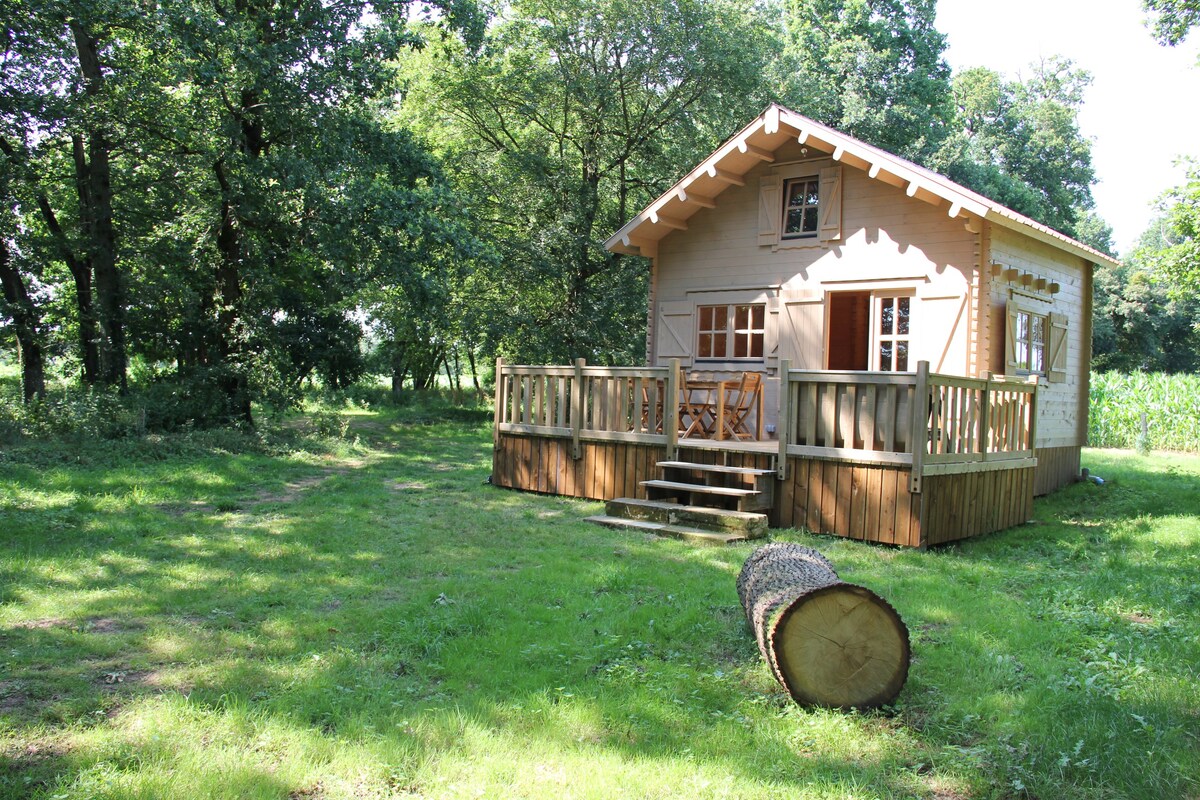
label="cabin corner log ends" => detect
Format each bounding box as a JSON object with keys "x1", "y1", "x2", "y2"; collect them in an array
[{"x1": 736, "y1": 543, "x2": 911, "y2": 709}]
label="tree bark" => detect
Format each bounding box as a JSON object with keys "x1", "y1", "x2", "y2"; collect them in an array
[
  {"x1": 213, "y1": 157, "x2": 252, "y2": 424},
  {"x1": 0, "y1": 239, "x2": 47, "y2": 401},
  {"x1": 736, "y1": 543, "x2": 910, "y2": 709},
  {"x1": 0, "y1": 135, "x2": 100, "y2": 384},
  {"x1": 70, "y1": 22, "x2": 126, "y2": 392}
]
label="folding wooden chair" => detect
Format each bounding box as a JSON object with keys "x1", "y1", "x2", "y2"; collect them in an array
[
  {"x1": 679, "y1": 370, "x2": 716, "y2": 438},
  {"x1": 716, "y1": 372, "x2": 763, "y2": 440}
]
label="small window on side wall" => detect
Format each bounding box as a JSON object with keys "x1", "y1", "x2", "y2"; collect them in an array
[
  {"x1": 782, "y1": 177, "x2": 819, "y2": 239},
  {"x1": 1006, "y1": 300, "x2": 1068, "y2": 382},
  {"x1": 697, "y1": 303, "x2": 764, "y2": 360}
]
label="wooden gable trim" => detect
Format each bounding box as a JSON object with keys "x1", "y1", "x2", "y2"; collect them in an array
[{"x1": 604, "y1": 104, "x2": 1121, "y2": 271}]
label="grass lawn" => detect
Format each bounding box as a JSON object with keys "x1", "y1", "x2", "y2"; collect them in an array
[{"x1": 1, "y1": 409, "x2": 1198, "y2": 799}]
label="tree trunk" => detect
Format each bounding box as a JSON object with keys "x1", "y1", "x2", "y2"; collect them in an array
[
  {"x1": 0, "y1": 239, "x2": 47, "y2": 401},
  {"x1": 736, "y1": 543, "x2": 910, "y2": 709},
  {"x1": 70, "y1": 22, "x2": 126, "y2": 392},
  {"x1": 466, "y1": 346, "x2": 483, "y2": 402},
  {"x1": 0, "y1": 135, "x2": 100, "y2": 384},
  {"x1": 213, "y1": 157, "x2": 252, "y2": 425}
]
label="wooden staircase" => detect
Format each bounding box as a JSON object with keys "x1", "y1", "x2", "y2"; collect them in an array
[{"x1": 585, "y1": 460, "x2": 774, "y2": 545}]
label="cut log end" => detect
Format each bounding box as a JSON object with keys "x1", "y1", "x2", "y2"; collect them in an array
[
  {"x1": 737, "y1": 543, "x2": 910, "y2": 710},
  {"x1": 772, "y1": 584, "x2": 910, "y2": 709}
]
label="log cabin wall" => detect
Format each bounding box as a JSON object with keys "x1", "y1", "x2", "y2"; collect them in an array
[
  {"x1": 492, "y1": 432, "x2": 1033, "y2": 548},
  {"x1": 987, "y1": 226, "x2": 1091, "y2": 494},
  {"x1": 651, "y1": 139, "x2": 979, "y2": 437}
]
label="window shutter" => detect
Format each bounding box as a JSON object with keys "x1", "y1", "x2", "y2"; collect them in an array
[
  {"x1": 758, "y1": 175, "x2": 782, "y2": 245},
  {"x1": 765, "y1": 296, "x2": 781, "y2": 369},
  {"x1": 1004, "y1": 299, "x2": 1020, "y2": 372},
  {"x1": 1047, "y1": 312, "x2": 1069, "y2": 383},
  {"x1": 657, "y1": 301, "x2": 694, "y2": 365},
  {"x1": 818, "y1": 166, "x2": 842, "y2": 242}
]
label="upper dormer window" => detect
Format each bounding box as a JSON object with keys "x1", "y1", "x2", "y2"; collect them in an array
[{"x1": 782, "y1": 177, "x2": 820, "y2": 239}]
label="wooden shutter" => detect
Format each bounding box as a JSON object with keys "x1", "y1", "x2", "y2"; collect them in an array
[
  {"x1": 1004, "y1": 299, "x2": 1020, "y2": 372},
  {"x1": 1047, "y1": 312, "x2": 1069, "y2": 383},
  {"x1": 658, "y1": 300, "x2": 694, "y2": 365},
  {"x1": 818, "y1": 166, "x2": 842, "y2": 243},
  {"x1": 765, "y1": 296, "x2": 781, "y2": 369},
  {"x1": 758, "y1": 174, "x2": 782, "y2": 245}
]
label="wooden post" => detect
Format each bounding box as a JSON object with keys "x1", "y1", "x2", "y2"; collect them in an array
[
  {"x1": 777, "y1": 359, "x2": 791, "y2": 480},
  {"x1": 1026, "y1": 375, "x2": 1039, "y2": 456},
  {"x1": 908, "y1": 361, "x2": 930, "y2": 494},
  {"x1": 979, "y1": 374, "x2": 993, "y2": 461},
  {"x1": 493, "y1": 357, "x2": 505, "y2": 447},
  {"x1": 666, "y1": 358, "x2": 679, "y2": 461},
  {"x1": 572, "y1": 358, "x2": 585, "y2": 460}
]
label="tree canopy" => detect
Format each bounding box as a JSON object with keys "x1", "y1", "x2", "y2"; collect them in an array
[{"x1": 2, "y1": 0, "x2": 1183, "y2": 427}]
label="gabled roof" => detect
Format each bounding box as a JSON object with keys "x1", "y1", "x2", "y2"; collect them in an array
[{"x1": 604, "y1": 104, "x2": 1120, "y2": 268}]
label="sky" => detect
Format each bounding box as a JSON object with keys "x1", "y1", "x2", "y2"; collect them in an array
[{"x1": 935, "y1": 0, "x2": 1200, "y2": 256}]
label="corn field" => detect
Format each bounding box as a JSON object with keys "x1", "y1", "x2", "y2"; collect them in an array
[{"x1": 1089, "y1": 372, "x2": 1200, "y2": 451}]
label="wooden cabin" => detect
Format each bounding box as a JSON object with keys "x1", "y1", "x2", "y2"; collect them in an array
[{"x1": 491, "y1": 105, "x2": 1119, "y2": 547}]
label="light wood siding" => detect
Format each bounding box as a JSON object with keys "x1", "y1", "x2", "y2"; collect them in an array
[
  {"x1": 652, "y1": 143, "x2": 976, "y2": 421},
  {"x1": 987, "y1": 226, "x2": 1091, "y2": 449}
]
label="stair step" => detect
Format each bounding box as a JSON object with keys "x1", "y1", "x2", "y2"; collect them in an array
[
  {"x1": 657, "y1": 460, "x2": 776, "y2": 476},
  {"x1": 606, "y1": 498, "x2": 768, "y2": 534},
  {"x1": 583, "y1": 515, "x2": 756, "y2": 546},
  {"x1": 640, "y1": 479, "x2": 758, "y2": 497}
]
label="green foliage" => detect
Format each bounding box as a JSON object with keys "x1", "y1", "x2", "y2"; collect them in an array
[
  {"x1": 932, "y1": 59, "x2": 1096, "y2": 237},
  {"x1": 1089, "y1": 371, "x2": 1200, "y2": 451},
  {"x1": 775, "y1": 0, "x2": 952, "y2": 161},
  {"x1": 400, "y1": 0, "x2": 776, "y2": 363},
  {"x1": 1144, "y1": 0, "x2": 1200, "y2": 46},
  {"x1": 1143, "y1": 160, "x2": 1200, "y2": 293}
]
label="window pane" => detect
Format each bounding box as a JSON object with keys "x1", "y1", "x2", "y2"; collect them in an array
[
  {"x1": 787, "y1": 182, "x2": 805, "y2": 208},
  {"x1": 1017, "y1": 312, "x2": 1029, "y2": 342},
  {"x1": 1032, "y1": 315, "x2": 1045, "y2": 345},
  {"x1": 699, "y1": 306, "x2": 712, "y2": 330},
  {"x1": 805, "y1": 180, "x2": 819, "y2": 206},
  {"x1": 897, "y1": 341, "x2": 908, "y2": 372},
  {"x1": 1032, "y1": 343, "x2": 1044, "y2": 372},
  {"x1": 734, "y1": 333, "x2": 747, "y2": 358},
  {"x1": 802, "y1": 207, "x2": 817, "y2": 233},
  {"x1": 713, "y1": 306, "x2": 727, "y2": 330},
  {"x1": 880, "y1": 298, "x2": 894, "y2": 336},
  {"x1": 784, "y1": 209, "x2": 805, "y2": 233},
  {"x1": 880, "y1": 342, "x2": 893, "y2": 372},
  {"x1": 1017, "y1": 341, "x2": 1028, "y2": 367},
  {"x1": 735, "y1": 305, "x2": 749, "y2": 329},
  {"x1": 751, "y1": 333, "x2": 763, "y2": 358},
  {"x1": 712, "y1": 334, "x2": 726, "y2": 358},
  {"x1": 897, "y1": 297, "x2": 910, "y2": 335},
  {"x1": 698, "y1": 334, "x2": 712, "y2": 358},
  {"x1": 752, "y1": 304, "x2": 764, "y2": 328}
]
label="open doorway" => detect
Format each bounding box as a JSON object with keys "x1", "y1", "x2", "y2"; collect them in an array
[{"x1": 826, "y1": 291, "x2": 870, "y2": 370}]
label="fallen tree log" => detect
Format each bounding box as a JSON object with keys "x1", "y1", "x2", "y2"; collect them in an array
[{"x1": 736, "y1": 543, "x2": 910, "y2": 709}]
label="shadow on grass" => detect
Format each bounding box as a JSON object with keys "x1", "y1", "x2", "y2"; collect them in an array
[{"x1": 1, "y1": 432, "x2": 1197, "y2": 798}]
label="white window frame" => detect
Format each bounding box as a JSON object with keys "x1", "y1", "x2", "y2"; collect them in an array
[
  {"x1": 781, "y1": 176, "x2": 820, "y2": 240},
  {"x1": 1013, "y1": 308, "x2": 1047, "y2": 375},
  {"x1": 695, "y1": 302, "x2": 766, "y2": 362},
  {"x1": 870, "y1": 292, "x2": 915, "y2": 373}
]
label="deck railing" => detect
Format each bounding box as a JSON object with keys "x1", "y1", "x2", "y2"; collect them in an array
[{"x1": 495, "y1": 358, "x2": 1038, "y2": 488}]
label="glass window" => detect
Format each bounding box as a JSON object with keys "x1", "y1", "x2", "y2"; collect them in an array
[
  {"x1": 875, "y1": 295, "x2": 912, "y2": 372},
  {"x1": 697, "y1": 303, "x2": 765, "y2": 361},
  {"x1": 1015, "y1": 310, "x2": 1047, "y2": 373},
  {"x1": 782, "y1": 177, "x2": 819, "y2": 239}
]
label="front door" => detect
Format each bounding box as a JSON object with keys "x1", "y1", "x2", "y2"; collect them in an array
[{"x1": 826, "y1": 291, "x2": 870, "y2": 370}]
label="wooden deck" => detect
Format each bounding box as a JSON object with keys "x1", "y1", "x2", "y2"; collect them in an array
[{"x1": 491, "y1": 359, "x2": 1040, "y2": 548}]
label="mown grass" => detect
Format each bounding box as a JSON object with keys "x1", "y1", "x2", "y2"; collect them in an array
[{"x1": 1, "y1": 409, "x2": 1198, "y2": 800}]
